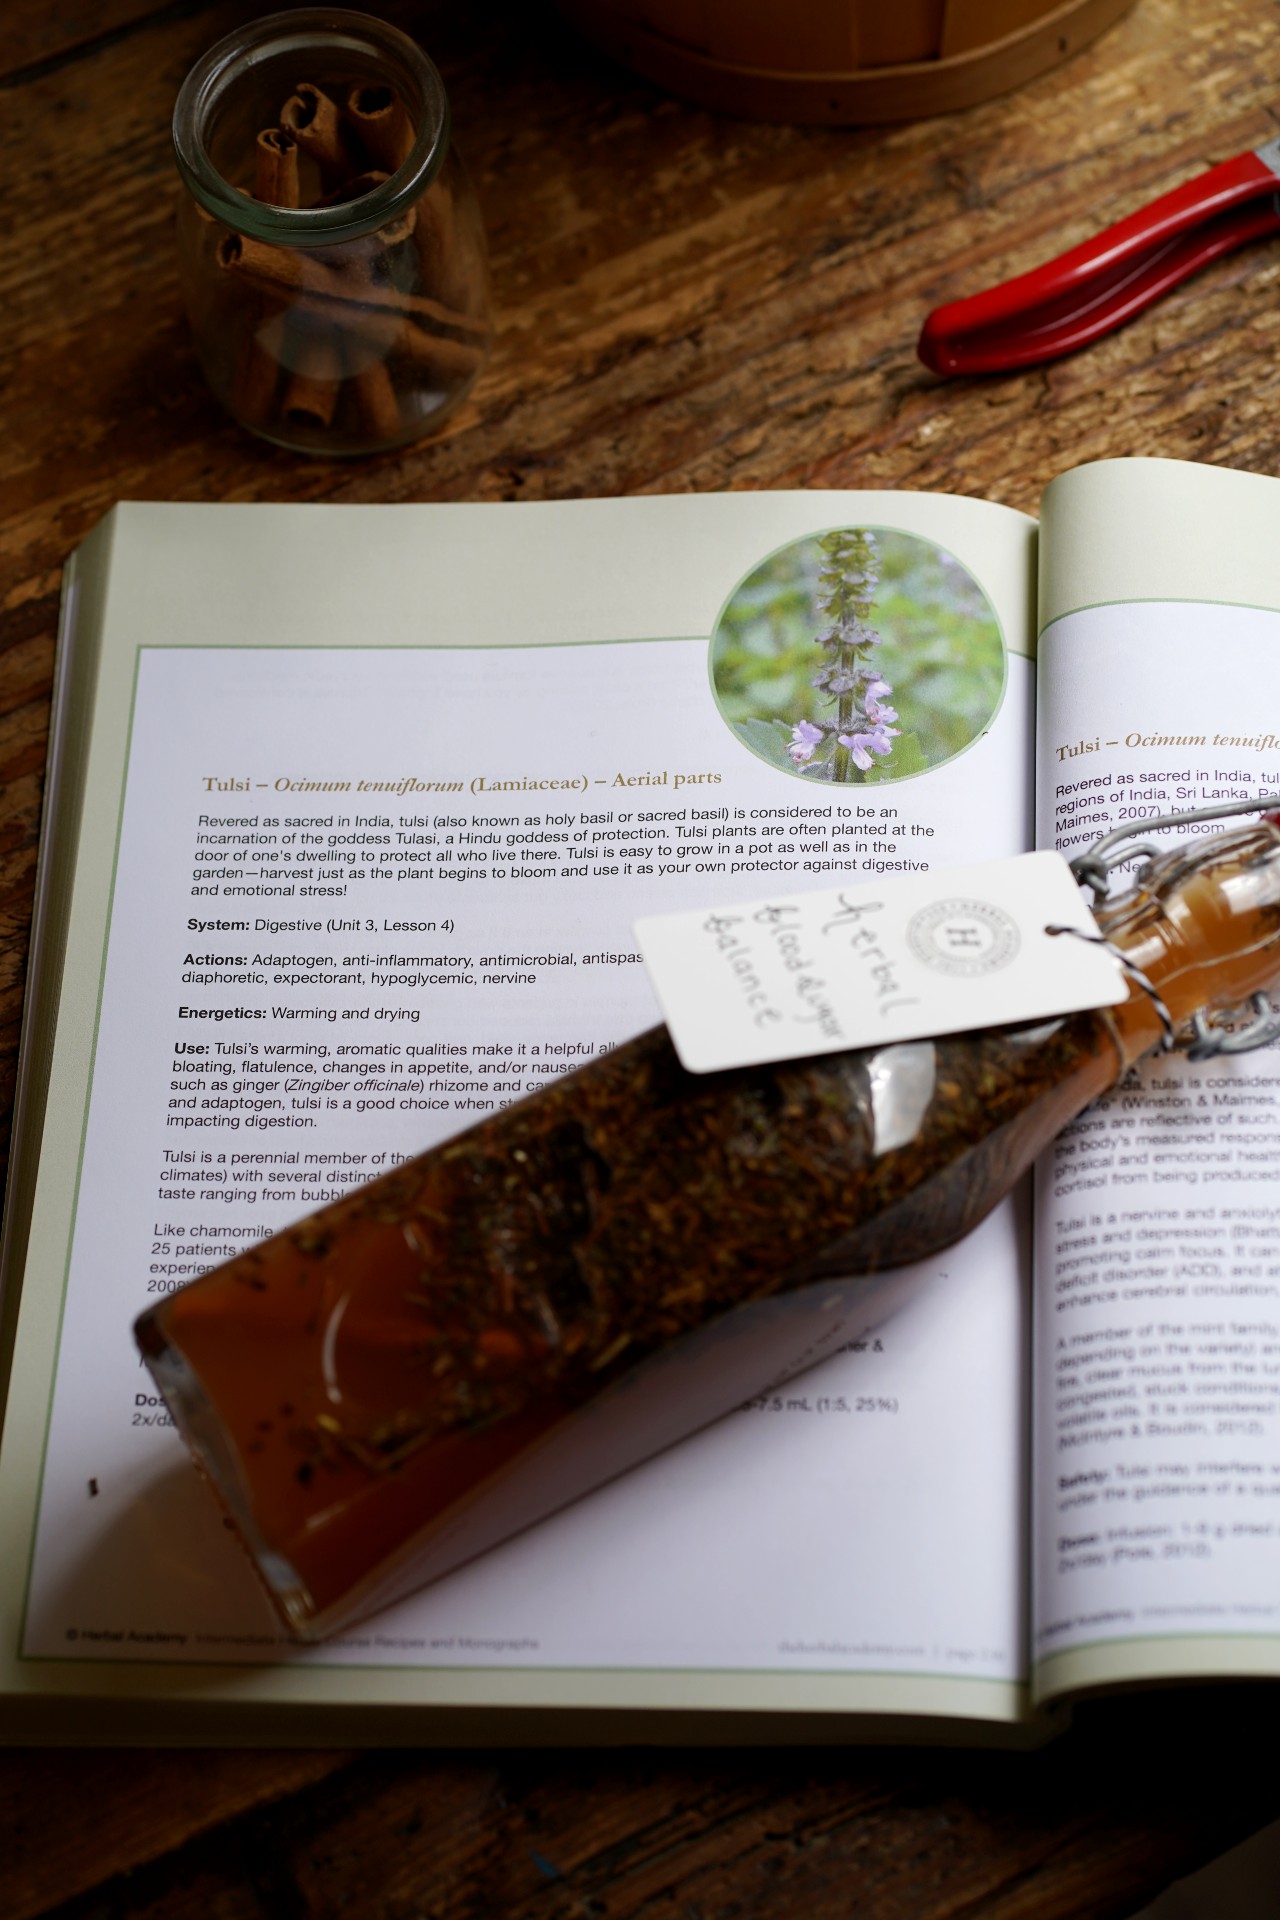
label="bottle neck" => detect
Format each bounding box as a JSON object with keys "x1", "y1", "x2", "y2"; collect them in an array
[{"x1": 1093, "y1": 824, "x2": 1280, "y2": 1070}]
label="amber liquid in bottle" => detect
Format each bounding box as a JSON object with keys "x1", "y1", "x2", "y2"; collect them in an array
[{"x1": 136, "y1": 825, "x2": 1280, "y2": 1637}]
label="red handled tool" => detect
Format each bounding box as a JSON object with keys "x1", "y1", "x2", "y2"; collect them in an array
[{"x1": 918, "y1": 134, "x2": 1280, "y2": 375}]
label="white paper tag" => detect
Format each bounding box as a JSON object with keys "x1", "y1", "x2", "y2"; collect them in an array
[{"x1": 635, "y1": 850, "x2": 1127, "y2": 1074}]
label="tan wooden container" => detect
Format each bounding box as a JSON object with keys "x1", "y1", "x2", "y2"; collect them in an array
[{"x1": 555, "y1": 0, "x2": 1139, "y2": 122}]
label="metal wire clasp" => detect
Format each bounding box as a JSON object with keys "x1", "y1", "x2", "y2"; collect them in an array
[
  {"x1": 1071, "y1": 793, "x2": 1280, "y2": 1062},
  {"x1": 1070, "y1": 792, "x2": 1280, "y2": 899},
  {"x1": 1185, "y1": 994, "x2": 1280, "y2": 1060}
]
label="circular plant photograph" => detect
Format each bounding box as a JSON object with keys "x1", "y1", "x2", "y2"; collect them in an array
[{"x1": 710, "y1": 526, "x2": 1005, "y2": 784}]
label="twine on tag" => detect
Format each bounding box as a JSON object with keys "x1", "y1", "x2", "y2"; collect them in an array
[{"x1": 1045, "y1": 923, "x2": 1177, "y2": 1051}]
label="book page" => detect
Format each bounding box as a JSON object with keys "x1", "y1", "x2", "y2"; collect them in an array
[
  {"x1": 1032, "y1": 458, "x2": 1280, "y2": 1701},
  {"x1": 1, "y1": 491, "x2": 1039, "y2": 1728}
]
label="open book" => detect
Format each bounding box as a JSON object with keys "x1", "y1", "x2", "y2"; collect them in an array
[{"x1": 4, "y1": 456, "x2": 1280, "y2": 1743}]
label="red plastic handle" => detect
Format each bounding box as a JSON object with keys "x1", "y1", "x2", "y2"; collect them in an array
[{"x1": 919, "y1": 147, "x2": 1280, "y2": 375}]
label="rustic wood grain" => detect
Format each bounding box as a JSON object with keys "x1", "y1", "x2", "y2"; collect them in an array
[
  {"x1": 4, "y1": 0, "x2": 1280, "y2": 1914},
  {"x1": 0, "y1": 0, "x2": 178, "y2": 82},
  {"x1": 0, "y1": 1746, "x2": 358, "y2": 1920},
  {"x1": 8, "y1": 1698, "x2": 1280, "y2": 1919}
]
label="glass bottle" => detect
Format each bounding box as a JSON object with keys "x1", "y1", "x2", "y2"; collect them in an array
[
  {"x1": 172, "y1": 9, "x2": 492, "y2": 455},
  {"x1": 136, "y1": 821, "x2": 1280, "y2": 1637}
]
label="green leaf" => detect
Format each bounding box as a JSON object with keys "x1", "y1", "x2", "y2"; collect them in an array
[
  {"x1": 733, "y1": 717, "x2": 798, "y2": 772},
  {"x1": 867, "y1": 731, "x2": 927, "y2": 781}
]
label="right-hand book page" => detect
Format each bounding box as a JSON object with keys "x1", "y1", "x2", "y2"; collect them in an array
[{"x1": 1033, "y1": 456, "x2": 1280, "y2": 1703}]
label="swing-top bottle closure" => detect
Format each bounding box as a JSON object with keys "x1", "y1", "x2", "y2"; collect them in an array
[
  {"x1": 635, "y1": 802, "x2": 1280, "y2": 1081},
  {"x1": 1065, "y1": 793, "x2": 1280, "y2": 1062}
]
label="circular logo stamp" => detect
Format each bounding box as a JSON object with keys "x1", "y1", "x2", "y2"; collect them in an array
[{"x1": 905, "y1": 897, "x2": 1020, "y2": 978}]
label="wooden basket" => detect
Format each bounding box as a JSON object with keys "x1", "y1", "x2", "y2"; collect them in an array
[{"x1": 555, "y1": 0, "x2": 1138, "y2": 122}]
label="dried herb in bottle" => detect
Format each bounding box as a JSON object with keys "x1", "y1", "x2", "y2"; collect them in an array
[{"x1": 136, "y1": 821, "x2": 1280, "y2": 1638}]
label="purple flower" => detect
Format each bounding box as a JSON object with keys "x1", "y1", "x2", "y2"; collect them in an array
[
  {"x1": 788, "y1": 719, "x2": 824, "y2": 766},
  {"x1": 804, "y1": 530, "x2": 896, "y2": 783},
  {"x1": 838, "y1": 723, "x2": 898, "y2": 771}
]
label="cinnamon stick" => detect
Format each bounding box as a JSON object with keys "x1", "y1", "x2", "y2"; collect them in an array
[
  {"x1": 223, "y1": 153, "x2": 290, "y2": 428},
  {"x1": 347, "y1": 356, "x2": 402, "y2": 440},
  {"x1": 345, "y1": 83, "x2": 416, "y2": 172},
  {"x1": 223, "y1": 136, "x2": 298, "y2": 435},
  {"x1": 281, "y1": 329, "x2": 344, "y2": 429},
  {"x1": 330, "y1": 299, "x2": 484, "y2": 380},
  {"x1": 230, "y1": 315, "x2": 283, "y2": 428},
  {"x1": 321, "y1": 168, "x2": 391, "y2": 204},
  {"x1": 337, "y1": 88, "x2": 471, "y2": 318},
  {"x1": 217, "y1": 232, "x2": 488, "y2": 340},
  {"x1": 281, "y1": 83, "x2": 358, "y2": 184},
  {"x1": 254, "y1": 127, "x2": 300, "y2": 208},
  {"x1": 218, "y1": 235, "x2": 482, "y2": 382},
  {"x1": 337, "y1": 317, "x2": 402, "y2": 441},
  {"x1": 408, "y1": 167, "x2": 477, "y2": 316}
]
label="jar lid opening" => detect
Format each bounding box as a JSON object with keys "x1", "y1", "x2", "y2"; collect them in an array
[{"x1": 173, "y1": 8, "x2": 450, "y2": 247}]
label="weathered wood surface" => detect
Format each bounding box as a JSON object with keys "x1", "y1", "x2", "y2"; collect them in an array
[
  {"x1": 4, "y1": 0, "x2": 1280, "y2": 1912},
  {"x1": 4, "y1": 1694, "x2": 1280, "y2": 1919}
]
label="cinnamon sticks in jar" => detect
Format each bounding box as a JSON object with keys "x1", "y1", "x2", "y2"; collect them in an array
[{"x1": 173, "y1": 15, "x2": 492, "y2": 455}]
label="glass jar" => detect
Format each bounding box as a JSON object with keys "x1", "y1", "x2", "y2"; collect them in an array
[{"x1": 172, "y1": 9, "x2": 492, "y2": 455}]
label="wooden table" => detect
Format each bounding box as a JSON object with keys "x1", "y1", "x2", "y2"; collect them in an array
[{"x1": 5, "y1": 0, "x2": 1280, "y2": 1912}]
